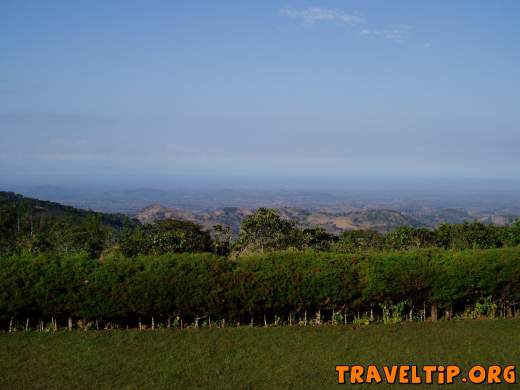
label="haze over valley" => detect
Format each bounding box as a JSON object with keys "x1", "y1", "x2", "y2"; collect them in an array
[{"x1": 5, "y1": 177, "x2": 520, "y2": 235}]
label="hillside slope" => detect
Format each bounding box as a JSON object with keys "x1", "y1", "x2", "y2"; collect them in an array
[
  {"x1": 135, "y1": 204, "x2": 425, "y2": 234},
  {"x1": 0, "y1": 191, "x2": 138, "y2": 230},
  {"x1": 0, "y1": 191, "x2": 139, "y2": 255}
]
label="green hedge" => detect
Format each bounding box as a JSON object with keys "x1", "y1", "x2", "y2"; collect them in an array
[{"x1": 1, "y1": 248, "x2": 520, "y2": 329}]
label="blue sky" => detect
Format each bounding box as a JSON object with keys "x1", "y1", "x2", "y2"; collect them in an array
[{"x1": 2, "y1": 1, "x2": 520, "y2": 186}]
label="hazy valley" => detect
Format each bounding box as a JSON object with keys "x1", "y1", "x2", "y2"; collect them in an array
[{"x1": 135, "y1": 202, "x2": 518, "y2": 235}]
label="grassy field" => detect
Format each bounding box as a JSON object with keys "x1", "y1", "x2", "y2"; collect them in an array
[{"x1": 1, "y1": 320, "x2": 519, "y2": 389}]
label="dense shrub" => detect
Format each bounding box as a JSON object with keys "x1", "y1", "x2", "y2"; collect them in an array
[
  {"x1": 118, "y1": 220, "x2": 213, "y2": 256},
  {"x1": 1, "y1": 248, "x2": 520, "y2": 329}
]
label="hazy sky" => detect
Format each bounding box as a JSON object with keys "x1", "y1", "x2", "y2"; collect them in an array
[{"x1": 2, "y1": 1, "x2": 520, "y2": 187}]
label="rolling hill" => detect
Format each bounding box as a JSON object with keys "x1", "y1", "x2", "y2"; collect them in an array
[{"x1": 135, "y1": 204, "x2": 425, "y2": 235}]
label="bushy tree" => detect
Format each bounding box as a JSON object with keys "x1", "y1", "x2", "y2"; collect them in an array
[
  {"x1": 301, "y1": 227, "x2": 338, "y2": 251},
  {"x1": 434, "y1": 222, "x2": 502, "y2": 250},
  {"x1": 119, "y1": 219, "x2": 212, "y2": 256},
  {"x1": 235, "y1": 208, "x2": 300, "y2": 254},
  {"x1": 333, "y1": 229, "x2": 384, "y2": 253},
  {"x1": 385, "y1": 227, "x2": 436, "y2": 250},
  {"x1": 504, "y1": 219, "x2": 520, "y2": 247},
  {"x1": 213, "y1": 224, "x2": 231, "y2": 256}
]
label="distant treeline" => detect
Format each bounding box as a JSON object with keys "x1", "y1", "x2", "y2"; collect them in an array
[
  {"x1": 1, "y1": 249, "x2": 519, "y2": 330},
  {"x1": 2, "y1": 191, "x2": 520, "y2": 257},
  {"x1": 0, "y1": 191, "x2": 138, "y2": 257}
]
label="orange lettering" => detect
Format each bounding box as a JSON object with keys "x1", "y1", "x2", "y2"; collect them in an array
[
  {"x1": 336, "y1": 366, "x2": 349, "y2": 384},
  {"x1": 488, "y1": 366, "x2": 501, "y2": 384},
  {"x1": 423, "y1": 365, "x2": 437, "y2": 384},
  {"x1": 365, "y1": 365, "x2": 382, "y2": 384},
  {"x1": 410, "y1": 365, "x2": 422, "y2": 384},
  {"x1": 469, "y1": 366, "x2": 486, "y2": 384},
  {"x1": 446, "y1": 365, "x2": 460, "y2": 384},
  {"x1": 504, "y1": 366, "x2": 516, "y2": 384},
  {"x1": 350, "y1": 366, "x2": 364, "y2": 384},
  {"x1": 399, "y1": 365, "x2": 410, "y2": 384},
  {"x1": 438, "y1": 366, "x2": 445, "y2": 385},
  {"x1": 383, "y1": 366, "x2": 398, "y2": 384}
]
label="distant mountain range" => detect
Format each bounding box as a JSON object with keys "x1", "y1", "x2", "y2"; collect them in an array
[
  {"x1": 3, "y1": 187, "x2": 518, "y2": 236},
  {"x1": 135, "y1": 204, "x2": 518, "y2": 235}
]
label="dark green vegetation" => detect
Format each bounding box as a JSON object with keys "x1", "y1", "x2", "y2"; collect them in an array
[
  {"x1": 2, "y1": 249, "x2": 520, "y2": 329},
  {"x1": 3, "y1": 192, "x2": 520, "y2": 258},
  {"x1": 2, "y1": 192, "x2": 520, "y2": 329},
  {"x1": 1, "y1": 320, "x2": 519, "y2": 389},
  {"x1": 0, "y1": 191, "x2": 138, "y2": 257}
]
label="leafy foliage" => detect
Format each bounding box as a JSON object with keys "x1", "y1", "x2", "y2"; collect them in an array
[
  {"x1": 119, "y1": 219, "x2": 212, "y2": 256},
  {"x1": 2, "y1": 248, "x2": 520, "y2": 327},
  {"x1": 0, "y1": 191, "x2": 137, "y2": 257},
  {"x1": 234, "y1": 208, "x2": 301, "y2": 254}
]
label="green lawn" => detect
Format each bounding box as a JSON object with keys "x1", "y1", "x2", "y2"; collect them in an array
[{"x1": 1, "y1": 320, "x2": 519, "y2": 389}]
